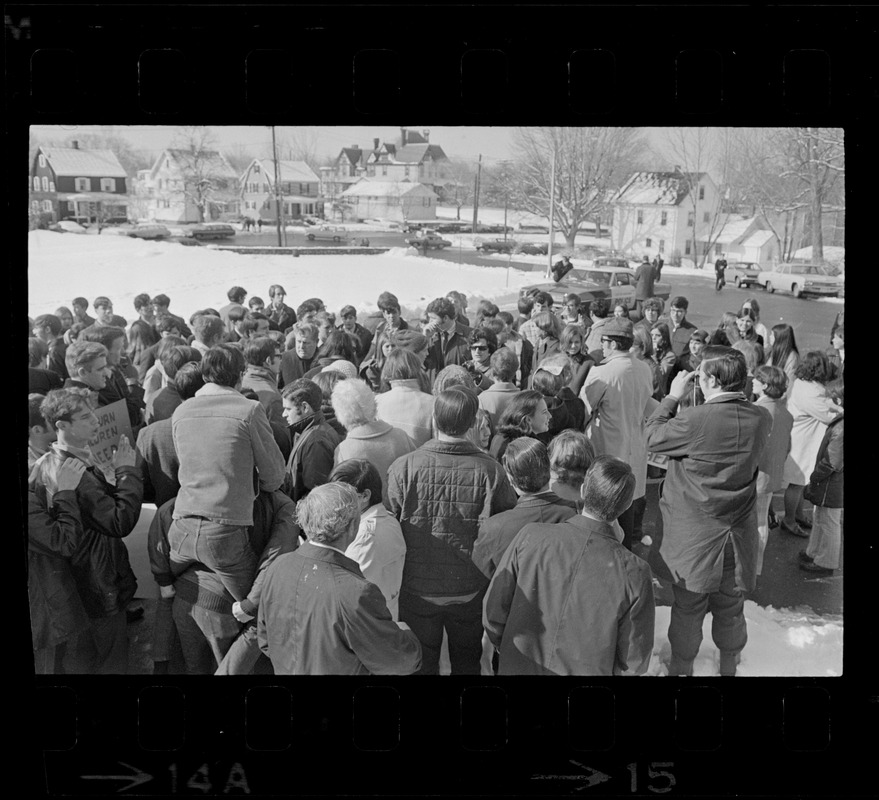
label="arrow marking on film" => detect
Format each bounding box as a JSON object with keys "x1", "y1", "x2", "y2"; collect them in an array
[{"x1": 81, "y1": 761, "x2": 153, "y2": 792}]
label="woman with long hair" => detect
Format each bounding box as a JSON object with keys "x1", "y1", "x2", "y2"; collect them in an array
[
  {"x1": 669, "y1": 329, "x2": 710, "y2": 409},
  {"x1": 740, "y1": 297, "x2": 769, "y2": 344},
  {"x1": 560, "y1": 323, "x2": 594, "y2": 395},
  {"x1": 649, "y1": 322, "x2": 677, "y2": 398},
  {"x1": 632, "y1": 326, "x2": 663, "y2": 400},
  {"x1": 374, "y1": 348, "x2": 434, "y2": 446},
  {"x1": 780, "y1": 351, "x2": 840, "y2": 538},
  {"x1": 304, "y1": 328, "x2": 358, "y2": 379},
  {"x1": 488, "y1": 390, "x2": 552, "y2": 461},
  {"x1": 531, "y1": 310, "x2": 563, "y2": 374},
  {"x1": 765, "y1": 322, "x2": 800, "y2": 399},
  {"x1": 735, "y1": 308, "x2": 765, "y2": 355},
  {"x1": 530, "y1": 354, "x2": 586, "y2": 444},
  {"x1": 709, "y1": 311, "x2": 740, "y2": 347}
]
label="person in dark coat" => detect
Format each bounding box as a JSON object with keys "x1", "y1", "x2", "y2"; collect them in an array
[
  {"x1": 473, "y1": 437, "x2": 577, "y2": 580},
  {"x1": 423, "y1": 296, "x2": 472, "y2": 382},
  {"x1": 32, "y1": 313, "x2": 69, "y2": 380},
  {"x1": 338, "y1": 304, "x2": 374, "y2": 366},
  {"x1": 652, "y1": 254, "x2": 664, "y2": 282},
  {"x1": 550, "y1": 254, "x2": 574, "y2": 283},
  {"x1": 30, "y1": 388, "x2": 144, "y2": 674},
  {"x1": 634, "y1": 255, "x2": 656, "y2": 313},
  {"x1": 278, "y1": 321, "x2": 319, "y2": 388},
  {"x1": 258, "y1": 482, "x2": 422, "y2": 675},
  {"x1": 267, "y1": 284, "x2": 298, "y2": 334},
  {"x1": 388, "y1": 387, "x2": 517, "y2": 675},
  {"x1": 28, "y1": 458, "x2": 90, "y2": 674},
  {"x1": 801, "y1": 377, "x2": 844, "y2": 575},
  {"x1": 646, "y1": 346, "x2": 771, "y2": 677},
  {"x1": 714, "y1": 255, "x2": 728, "y2": 291},
  {"x1": 483, "y1": 455, "x2": 655, "y2": 676},
  {"x1": 664, "y1": 296, "x2": 698, "y2": 358}
]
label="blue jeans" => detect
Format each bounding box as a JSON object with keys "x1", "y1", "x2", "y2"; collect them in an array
[
  {"x1": 171, "y1": 597, "x2": 240, "y2": 675},
  {"x1": 168, "y1": 517, "x2": 257, "y2": 602},
  {"x1": 667, "y1": 541, "x2": 747, "y2": 676},
  {"x1": 215, "y1": 622, "x2": 266, "y2": 675}
]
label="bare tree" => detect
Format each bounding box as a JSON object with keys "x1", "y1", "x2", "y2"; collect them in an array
[
  {"x1": 510, "y1": 127, "x2": 647, "y2": 248},
  {"x1": 169, "y1": 126, "x2": 237, "y2": 222},
  {"x1": 661, "y1": 127, "x2": 734, "y2": 269},
  {"x1": 271, "y1": 127, "x2": 321, "y2": 170},
  {"x1": 437, "y1": 159, "x2": 475, "y2": 219}
]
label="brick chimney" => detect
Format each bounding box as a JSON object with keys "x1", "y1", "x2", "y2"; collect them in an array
[
  {"x1": 423, "y1": 129, "x2": 430, "y2": 142},
  {"x1": 400, "y1": 127, "x2": 407, "y2": 146},
  {"x1": 71, "y1": 140, "x2": 79, "y2": 149},
  {"x1": 373, "y1": 137, "x2": 380, "y2": 150}
]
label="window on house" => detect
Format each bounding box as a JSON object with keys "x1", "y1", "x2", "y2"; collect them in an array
[
  {"x1": 101, "y1": 178, "x2": 116, "y2": 192},
  {"x1": 699, "y1": 185, "x2": 705, "y2": 200},
  {"x1": 32, "y1": 200, "x2": 40, "y2": 211},
  {"x1": 703, "y1": 212, "x2": 710, "y2": 223},
  {"x1": 685, "y1": 240, "x2": 692, "y2": 255},
  {"x1": 75, "y1": 177, "x2": 89, "y2": 192},
  {"x1": 687, "y1": 211, "x2": 695, "y2": 227},
  {"x1": 43, "y1": 200, "x2": 53, "y2": 212},
  {"x1": 646, "y1": 238, "x2": 652, "y2": 248},
  {"x1": 382, "y1": 165, "x2": 387, "y2": 177},
  {"x1": 661, "y1": 211, "x2": 667, "y2": 226},
  {"x1": 254, "y1": 164, "x2": 260, "y2": 173},
  {"x1": 33, "y1": 176, "x2": 39, "y2": 191},
  {"x1": 39, "y1": 154, "x2": 46, "y2": 168},
  {"x1": 637, "y1": 210, "x2": 643, "y2": 224},
  {"x1": 49, "y1": 181, "x2": 55, "y2": 192},
  {"x1": 41, "y1": 177, "x2": 49, "y2": 191},
  {"x1": 659, "y1": 240, "x2": 665, "y2": 253}
]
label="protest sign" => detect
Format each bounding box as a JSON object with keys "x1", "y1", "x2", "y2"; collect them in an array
[{"x1": 88, "y1": 399, "x2": 134, "y2": 481}]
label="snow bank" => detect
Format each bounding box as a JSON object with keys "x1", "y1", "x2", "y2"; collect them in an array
[
  {"x1": 27, "y1": 229, "x2": 536, "y2": 323},
  {"x1": 646, "y1": 601, "x2": 843, "y2": 677}
]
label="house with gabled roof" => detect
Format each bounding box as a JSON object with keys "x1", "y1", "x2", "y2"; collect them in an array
[
  {"x1": 698, "y1": 215, "x2": 779, "y2": 266},
  {"x1": 31, "y1": 141, "x2": 129, "y2": 223},
  {"x1": 142, "y1": 148, "x2": 239, "y2": 223},
  {"x1": 339, "y1": 179, "x2": 437, "y2": 223},
  {"x1": 611, "y1": 170, "x2": 722, "y2": 265},
  {"x1": 239, "y1": 159, "x2": 323, "y2": 223},
  {"x1": 320, "y1": 128, "x2": 449, "y2": 219}
]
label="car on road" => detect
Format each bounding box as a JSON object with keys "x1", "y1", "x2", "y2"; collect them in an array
[
  {"x1": 306, "y1": 225, "x2": 349, "y2": 242},
  {"x1": 517, "y1": 241, "x2": 549, "y2": 255},
  {"x1": 727, "y1": 261, "x2": 762, "y2": 288},
  {"x1": 520, "y1": 266, "x2": 672, "y2": 311},
  {"x1": 186, "y1": 223, "x2": 236, "y2": 241},
  {"x1": 518, "y1": 223, "x2": 550, "y2": 233},
  {"x1": 756, "y1": 262, "x2": 842, "y2": 298},
  {"x1": 433, "y1": 221, "x2": 471, "y2": 233},
  {"x1": 475, "y1": 238, "x2": 516, "y2": 254},
  {"x1": 406, "y1": 232, "x2": 452, "y2": 250},
  {"x1": 127, "y1": 224, "x2": 171, "y2": 240}
]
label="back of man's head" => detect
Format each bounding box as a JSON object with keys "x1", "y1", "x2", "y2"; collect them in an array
[
  {"x1": 243, "y1": 336, "x2": 278, "y2": 367},
  {"x1": 175, "y1": 361, "x2": 206, "y2": 400},
  {"x1": 201, "y1": 344, "x2": 245, "y2": 388},
  {"x1": 34, "y1": 314, "x2": 62, "y2": 337},
  {"x1": 502, "y1": 436, "x2": 550, "y2": 494},
  {"x1": 700, "y1": 345, "x2": 748, "y2": 392},
  {"x1": 490, "y1": 346, "x2": 519, "y2": 383},
  {"x1": 581, "y1": 456, "x2": 635, "y2": 522},
  {"x1": 161, "y1": 345, "x2": 202, "y2": 381},
  {"x1": 193, "y1": 314, "x2": 226, "y2": 346},
  {"x1": 296, "y1": 482, "x2": 360, "y2": 545},
  {"x1": 517, "y1": 296, "x2": 535, "y2": 317},
  {"x1": 434, "y1": 386, "x2": 478, "y2": 436},
  {"x1": 227, "y1": 286, "x2": 247, "y2": 303}
]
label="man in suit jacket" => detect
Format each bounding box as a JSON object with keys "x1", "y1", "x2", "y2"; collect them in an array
[
  {"x1": 664, "y1": 296, "x2": 697, "y2": 357},
  {"x1": 258, "y1": 482, "x2": 422, "y2": 675},
  {"x1": 483, "y1": 456, "x2": 655, "y2": 675},
  {"x1": 423, "y1": 296, "x2": 472, "y2": 382}
]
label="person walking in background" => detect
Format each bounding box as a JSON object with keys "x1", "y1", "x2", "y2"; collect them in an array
[
  {"x1": 714, "y1": 254, "x2": 728, "y2": 291},
  {"x1": 635, "y1": 255, "x2": 656, "y2": 313}
]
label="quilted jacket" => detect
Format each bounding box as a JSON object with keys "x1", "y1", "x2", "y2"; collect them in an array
[{"x1": 387, "y1": 439, "x2": 517, "y2": 597}]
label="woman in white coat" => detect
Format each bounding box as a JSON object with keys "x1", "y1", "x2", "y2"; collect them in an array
[{"x1": 780, "y1": 351, "x2": 840, "y2": 538}]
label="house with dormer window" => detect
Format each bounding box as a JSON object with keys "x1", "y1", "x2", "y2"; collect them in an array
[
  {"x1": 31, "y1": 141, "x2": 129, "y2": 223},
  {"x1": 611, "y1": 170, "x2": 721, "y2": 266},
  {"x1": 239, "y1": 159, "x2": 323, "y2": 222}
]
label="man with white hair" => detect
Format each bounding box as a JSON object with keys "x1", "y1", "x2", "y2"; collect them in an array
[{"x1": 257, "y1": 482, "x2": 422, "y2": 675}]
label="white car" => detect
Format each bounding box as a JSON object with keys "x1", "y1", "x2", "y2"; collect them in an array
[{"x1": 756, "y1": 262, "x2": 842, "y2": 299}]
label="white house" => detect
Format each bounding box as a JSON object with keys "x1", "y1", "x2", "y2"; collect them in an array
[
  {"x1": 611, "y1": 171, "x2": 722, "y2": 265},
  {"x1": 239, "y1": 159, "x2": 323, "y2": 222},
  {"x1": 699, "y1": 215, "x2": 779, "y2": 266},
  {"x1": 339, "y1": 179, "x2": 437, "y2": 222},
  {"x1": 142, "y1": 148, "x2": 239, "y2": 223}
]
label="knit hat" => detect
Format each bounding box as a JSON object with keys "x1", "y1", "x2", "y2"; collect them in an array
[
  {"x1": 391, "y1": 329, "x2": 429, "y2": 352},
  {"x1": 603, "y1": 317, "x2": 634, "y2": 337},
  {"x1": 321, "y1": 360, "x2": 358, "y2": 379}
]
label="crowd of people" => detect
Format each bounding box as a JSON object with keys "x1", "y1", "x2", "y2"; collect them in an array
[{"x1": 26, "y1": 280, "x2": 844, "y2": 676}]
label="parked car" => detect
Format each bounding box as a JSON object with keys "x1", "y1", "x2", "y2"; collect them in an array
[
  {"x1": 727, "y1": 261, "x2": 762, "y2": 289},
  {"x1": 306, "y1": 225, "x2": 349, "y2": 242},
  {"x1": 520, "y1": 267, "x2": 671, "y2": 311},
  {"x1": 475, "y1": 238, "x2": 516, "y2": 254},
  {"x1": 186, "y1": 223, "x2": 236, "y2": 241},
  {"x1": 592, "y1": 256, "x2": 634, "y2": 270},
  {"x1": 756, "y1": 262, "x2": 842, "y2": 298},
  {"x1": 405, "y1": 232, "x2": 452, "y2": 250},
  {"x1": 477, "y1": 223, "x2": 514, "y2": 234},
  {"x1": 433, "y1": 221, "x2": 471, "y2": 233},
  {"x1": 517, "y1": 241, "x2": 549, "y2": 255},
  {"x1": 127, "y1": 224, "x2": 171, "y2": 240}
]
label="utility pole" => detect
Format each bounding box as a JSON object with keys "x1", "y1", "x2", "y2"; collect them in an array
[
  {"x1": 271, "y1": 126, "x2": 283, "y2": 247},
  {"x1": 472, "y1": 154, "x2": 482, "y2": 233},
  {"x1": 546, "y1": 148, "x2": 556, "y2": 279}
]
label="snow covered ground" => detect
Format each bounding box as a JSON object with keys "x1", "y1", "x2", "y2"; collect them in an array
[{"x1": 27, "y1": 229, "x2": 536, "y2": 323}]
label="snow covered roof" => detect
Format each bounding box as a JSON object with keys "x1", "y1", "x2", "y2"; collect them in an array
[
  {"x1": 742, "y1": 230, "x2": 775, "y2": 248},
  {"x1": 614, "y1": 171, "x2": 708, "y2": 206},
  {"x1": 340, "y1": 180, "x2": 436, "y2": 198},
  {"x1": 707, "y1": 217, "x2": 758, "y2": 245},
  {"x1": 154, "y1": 149, "x2": 237, "y2": 180},
  {"x1": 393, "y1": 143, "x2": 448, "y2": 164},
  {"x1": 40, "y1": 146, "x2": 128, "y2": 178},
  {"x1": 250, "y1": 159, "x2": 319, "y2": 183}
]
